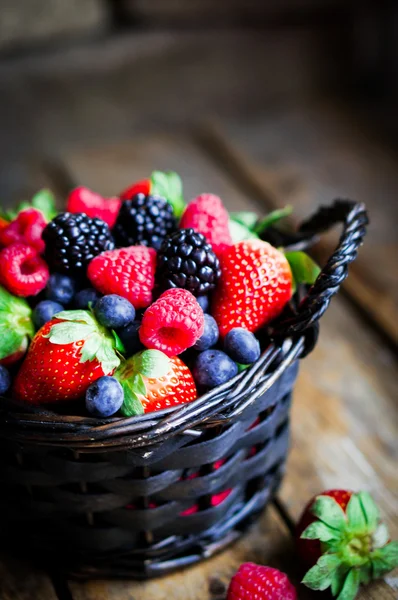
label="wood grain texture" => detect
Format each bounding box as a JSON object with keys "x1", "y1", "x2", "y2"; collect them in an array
[
  {"x1": 199, "y1": 109, "x2": 398, "y2": 343},
  {"x1": 0, "y1": 557, "x2": 57, "y2": 600}
]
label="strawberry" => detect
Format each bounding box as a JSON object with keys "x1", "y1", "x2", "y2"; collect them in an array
[
  {"x1": 119, "y1": 171, "x2": 185, "y2": 218},
  {"x1": 180, "y1": 193, "x2": 233, "y2": 256},
  {"x1": 227, "y1": 563, "x2": 297, "y2": 600},
  {"x1": 211, "y1": 240, "x2": 292, "y2": 337},
  {"x1": 66, "y1": 187, "x2": 121, "y2": 228},
  {"x1": 116, "y1": 349, "x2": 197, "y2": 415},
  {"x1": 87, "y1": 246, "x2": 156, "y2": 310},
  {"x1": 297, "y1": 490, "x2": 398, "y2": 600},
  {"x1": 13, "y1": 310, "x2": 122, "y2": 404},
  {"x1": 0, "y1": 285, "x2": 34, "y2": 365},
  {"x1": 0, "y1": 208, "x2": 47, "y2": 253}
]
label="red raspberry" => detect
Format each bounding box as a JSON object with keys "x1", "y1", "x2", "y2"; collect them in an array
[
  {"x1": 119, "y1": 179, "x2": 150, "y2": 201},
  {"x1": 66, "y1": 187, "x2": 121, "y2": 228},
  {"x1": 227, "y1": 564, "x2": 297, "y2": 600},
  {"x1": 0, "y1": 244, "x2": 49, "y2": 297},
  {"x1": 87, "y1": 246, "x2": 156, "y2": 309},
  {"x1": 179, "y1": 193, "x2": 233, "y2": 256},
  {"x1": 0, "y1": 208, "x2": 47, "y2": 253},
  {"x1": 139, "y1": 288, "x2": 205, "y2": 357}
]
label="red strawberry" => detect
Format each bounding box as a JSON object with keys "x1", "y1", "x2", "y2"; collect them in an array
[
  {"x1": 13, "y1": 310, "x2": 121, "y2": 404},
  {"x1": 0, "y1": 243, "x2": 49, "y2": 297},
  {"x1": 297, "y1": 490, "x2": 398, "y2": 600},
  {"x1": 0, "y1": 208, "x2": 47, "y2": 253},
  {"x1": 227, "y1": 563, "x2": 297, "y2": 600},
  {"x1": 180, "y1": 193, "x2": 233, "y2": 256},
  {"x1": 87, "y1": 246, "x2": 156, "y2": 310},
  {"x1": 116, "y1": 349, "x2": 197, "y2": 415},
  {"x1": 66, "y1": 187, "x2": 121, "y2": 228},
  {"x1": 0, "y1": 285, "x2": 34, "y2": 365},
  {"x1": 212, "y1": 240, "x2": 292, "y2": 337},
  {"x1": 119, "y1": 179, "x2": 150, "y2": 201},
  {"x1": 139, "y1": 288, "x2": 205, "y2": 357}
]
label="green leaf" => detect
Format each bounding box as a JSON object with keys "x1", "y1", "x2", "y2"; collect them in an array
[
  {"x1": 254, "y1": 205, "x2": 293, "y2": 234},
  {"x1": 31, "y1": 189, "x2": 57, "y2": 221},
  {"x1": 120, "y1": 380, "x2": 144, "y2": 417},
  {"x1": 285, "y1": 251, "x2": 321, "y2": 288},
  {"x1": 358, "y1": 491, "x2": 379, "y2": 532},
  {"x1": 79, "y1": 333, "x2": 102, "y2": 363},
  {"x1": 331, "y1": 566, "x2": 350, "y2": 597},
  {"x1": 0, "y1": 286, "x2": 34, "y2": 359},
  {"x1": 372, "y1": 522, "x2": 390, "y2": 549},
  {"x1": 46, "y1": 322, "x2": 96, "y2": 345},
  {"x1": 0, "y1": 328, "x2": 24, "y2": 360},
  {"x1": 302, "y1": 553, "x2": 341, "y2": 591},
  {"x1": 112, "y1": 329, "x2": 126, "y2": 354},
  {"x1": 132, "y1": 350, "x2": 171, "y2": 378},
  {"x1": 301, "y1": 521, "x2": 341, "y2": 543},
  {"x1": 96, "y1": 341, "x2": 121, "y2": 375},
  {"x1": 371, "y1": 541, "x2": 398, "y2": 579},
  {"x1": 336, "y1": 568, "x2": 360, "y2": 600},
  {"x1": 237, "y1": 363, "x2": 250, "y2": 373},
  {"x1": 229, "y1": 219, "x2": 259, "y2": 243},
  {"x1": 150, "y1": 171, "x2": 186, "y2": 218},
  {"x1": 230, "y1": 211, "x2": 258, "y2": 229},
  {"x1": 54, "y1": 310, "x2": 97, "y2": 325},
  {"x1": 346, "y1": 493, "x2": 367, "y2": 533},
  {"x1": 311, "y1": 495, "x2": 347, "y2": 530},
  {"x1": 132, "y1": 373, "x2": 147, "y2": 396}
]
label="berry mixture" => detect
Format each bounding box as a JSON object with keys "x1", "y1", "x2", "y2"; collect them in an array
[{"x1": 0, "y1": 176, "x2": 319, "y2": 416}]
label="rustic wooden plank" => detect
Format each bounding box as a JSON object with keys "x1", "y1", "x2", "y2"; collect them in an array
[
  {"x1": 52, "y1": 133, "x2": 397, "y2": 599},
  {"x1": 0, "y1": 557, "x2": 58, "y2": 600},
  {"x1": 198, "y1": 110, "x2": 398, "y2": 344}
]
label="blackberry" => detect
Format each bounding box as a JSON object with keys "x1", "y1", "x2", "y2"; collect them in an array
[
  {"x1": 113, "y1": 193, "x2": 176, "y2": 250},
  {"x1": 157, "y1": 228, "x2": 221, "y2": 296},
  {"x1": 42, "y1": 212, "x2": 114, "y2": 274}
]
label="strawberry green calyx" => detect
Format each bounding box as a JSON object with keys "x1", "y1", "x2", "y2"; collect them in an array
[
  {"x1": 116, "y1": 349, "x2": 171, "y2": 417},
  {"x1": 229, "y1": 219, "x2": 259, "y2": 243},
  {"x1": 301, "y1": 492, "x2": 398, "y2": 600},
  {"x1": 150, "y1": 171, "x2": 185, "y2": 218},
  {"x1": 1, "y1": 189, "x2": 57, "y2": 222},
  {"x1": 285, "y1": 251, "x2": 321, "y2": 292},
  {"x1": 229, "y1": 206, "x2": 293, "y2": 243},
  {"x1": 44, "y1": 310, "x2": 121, "y2": 375},
  {"x1": 0, "y1": 285, "x2": 34, "y2": 360}
]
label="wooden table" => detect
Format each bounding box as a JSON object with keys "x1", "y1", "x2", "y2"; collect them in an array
[{"x1": 1, "y1": 106, "x2": 397, "y2": 599}]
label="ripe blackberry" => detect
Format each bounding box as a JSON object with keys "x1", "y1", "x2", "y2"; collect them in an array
[
  {"x1": 113, "y1": 193, "x2": 176, "y2": 250},
  {"x1": 42, "y1": 212, "x2": 114, "y2": 274},
  {"x1": 157, "y1": 228, "x2": 221, "y2": 296}
]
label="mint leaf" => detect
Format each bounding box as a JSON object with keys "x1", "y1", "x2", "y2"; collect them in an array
[
  {"x1": 301, "y1": 521, "x2": 341, "y2": 543},
  {"x1": 311, "y1": 495, "x2": 347, "y2": 530},
  {"x1": 358, "y1": 491, "x2": 379, "y2": 531},
  {"x1": 254, "y1": 205, "x2": 293, "y2": 234},
  {"x1": 46, "y1": 322, "x2": 96, "y2": 345},
  {"x1": 31, "y1": 189, "x2": 57, "y2": 221},
  {"x1": 150, "y1": 171, "x2": 185, "y2": 218},
  {"x1": 346, "y1": 493, "x2": 367, "y2": 533},
  {"x1": 229, "y1": 219, "x2": 259, "y2": 243},
  {"x1": 132, "y1": 349, "x2": 171, "y2": 378},
  {"x1": 285, "y1": 251, "x2": 321, "y2": 287},
  {"x1": 336, "y1": 568, "x2": 360, "y2": 600},
  {"x1": 120, "y1": 380, "x2": 144, "y2": 417},
  {"x1": 230, "y1": 211, "x2": 258, "y2": 229}
]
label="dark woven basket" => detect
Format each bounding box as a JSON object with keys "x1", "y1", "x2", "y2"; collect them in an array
[{"x1": 0, "y1": 200, "x2": 368, "y2": 580}]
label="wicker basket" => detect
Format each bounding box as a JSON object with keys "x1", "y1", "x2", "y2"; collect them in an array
[{"x1": 0, "y1": 200, "x2": 368, "y2": 580}]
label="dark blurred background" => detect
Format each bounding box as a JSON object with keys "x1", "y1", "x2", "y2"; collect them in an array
[{"x1": 1, "y1": 0, "x2": 398, "y2": 202}]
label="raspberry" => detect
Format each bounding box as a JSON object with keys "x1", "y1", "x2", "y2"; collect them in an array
[
  {"x1": 179, "y1": 193, "x2": 233, "y2": 256},
  {"x1": 66, "y1": 187, "x2": 121, "y2": 229},
  {"x1": 0, "y1": 244, "x2": 49, "y2": 297},
  {"x1": 139, "y1": 288, "x2": 205, "y2": 357},
  {"x1": 227, "y1": 564, "x2": 297, "y2": 600},
  {"x1": 0, "y1": 208, "x2": 47, "y2": 253},
  {"x1": 87, "y1": 246, "x2": 156, "y2": 310}
]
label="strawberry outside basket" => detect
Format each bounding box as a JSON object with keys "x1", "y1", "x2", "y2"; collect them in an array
[{"x1": 0, "y1": 200, "x2": 367, "y2": 580}]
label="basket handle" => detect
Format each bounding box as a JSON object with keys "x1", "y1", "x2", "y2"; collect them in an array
[{"x1": 269, "y1": 200, "x2": 368, "y2": 354}]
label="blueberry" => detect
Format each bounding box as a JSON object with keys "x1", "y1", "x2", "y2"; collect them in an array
[
  {"x1": 33, "y1": 300, "x2": 64, "y2": 329},
  {"x1": 116, "y1": 320, "x2": 143, "y2": 357},
  {"x1": 85, "y1": 376, "x2": 124, "y2": 417},
  {"x1": 0, "y1": 365, "x2": 11, "y2": 396},
  {"x1": 224, "y1": 328, "x2": 261, "y2": 364},
  {"x1": 193, "y1": 349, "x2": 238, "y2": 389},
  {"x1": 193, "y1": 314, "x2": 219, "y2": 351},
  {"x1": 74, "y1": 287, "x2": 100, "y2": 309},
  {"x1": 196, "y1": 295, "x2": 209, "y2": 313},
  {"x1": 45, "y1": 273, "x2": 76, "y2": 305},
  {"x1": 94, "y1": 295, "x2": 136, "y2": 329}
]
